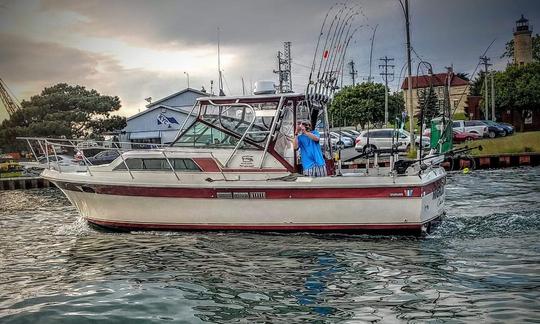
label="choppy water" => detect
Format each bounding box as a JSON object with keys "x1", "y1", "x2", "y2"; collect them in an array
[{"x1": 1, "y1": 168, "x2": 539, "y2": 323}]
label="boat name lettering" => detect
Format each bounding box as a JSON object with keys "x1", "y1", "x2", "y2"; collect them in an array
[
  {"x1": 389, "y1": 192, "x2": 404, "y2": 197},
  {"x1": 216, "y1": 191, "x2": 266, "y2": 199},
  {"x1": 240, "y1": 155, "x2": 255, "y2": 167}
]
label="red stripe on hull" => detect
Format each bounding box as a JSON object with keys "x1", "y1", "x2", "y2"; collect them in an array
[
  {"x1": 87, "y1": 218, "x2": 426, "y2": 233},
  {"x1": 56, "y1": 177, "x2": 445, "y2": 199}
]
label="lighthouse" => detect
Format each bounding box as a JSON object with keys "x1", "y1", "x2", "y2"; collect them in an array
[{"x1": 513, "y1": 15, "x2": 533, "y2": 65}]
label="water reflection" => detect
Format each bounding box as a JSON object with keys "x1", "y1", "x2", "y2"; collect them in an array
[{"x1": 0, "y1": 167, "x2": 539, "y2": 323}]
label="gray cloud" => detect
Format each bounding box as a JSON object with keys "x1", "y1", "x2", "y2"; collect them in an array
[{"x1": 1, "y1": 0, "x2": 539, "y2": 122}]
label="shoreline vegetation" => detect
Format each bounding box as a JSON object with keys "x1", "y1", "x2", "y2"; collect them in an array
[{"x1": 458, "y1": 131, "x2": 540, "y2": 156}]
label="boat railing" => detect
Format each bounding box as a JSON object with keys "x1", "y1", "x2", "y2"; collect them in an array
[{"x1": 17, "y1": 136, "x2": 222, "y2": 180}]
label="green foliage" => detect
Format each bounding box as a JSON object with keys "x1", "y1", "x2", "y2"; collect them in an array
[
  {"x1": 329, "y1": 83, "x2": 404, "y2": 128},
  {"x1": 416, "y1": 87, "x2": 439, "y2": 127},
  {"x1": 493, "y1": 62, "x2": 540, "y2": 131},
  {"x1": 0, "y1": 83, "x2": 126, "y2": 151},
  {"x1": 453, "y1": 112, "x2": 467, "y2": 120},
  {"x1": 501, "y1": 34, "x2": 540, "y2": 61},
  {"x1": 470, "y1": 71, "x2": 487, "y2": 97}
]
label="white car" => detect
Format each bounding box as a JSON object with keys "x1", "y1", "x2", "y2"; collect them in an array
[
  {"x1": 355, "y1": 128, "x2": 430, "y2": 154},
  {"x1": 329, "y1": 132, "x2": 354, "y2": 148},
  {"x1": 452, "y1": 120, "x2": 489, "y2": 137},
  {"x1": 20, "y1": 154, "x2": 86, "y2": 173}
]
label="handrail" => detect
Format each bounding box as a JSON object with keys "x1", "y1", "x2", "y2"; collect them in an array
[
  {"x1": 259, "y1": 96, "x2": 285, "y2": 168},
  {"x1": 207, "y1": 99, "x2": 259, "y2": 167},
  {"x1": 172, "y1": 102, "x2": 199, "y2": 144}
]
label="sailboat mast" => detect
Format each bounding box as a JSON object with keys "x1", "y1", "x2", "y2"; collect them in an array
[
  {"x1": 404, "y1": 0, "x2": 415, "y2": 152},
  {"x1": 218, "y1": 27, "x2": 224, "y2": 96}
]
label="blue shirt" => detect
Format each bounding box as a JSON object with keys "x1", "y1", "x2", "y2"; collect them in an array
[{"x1": 297, "y1": 130, "x2": 325, "y2": 169}]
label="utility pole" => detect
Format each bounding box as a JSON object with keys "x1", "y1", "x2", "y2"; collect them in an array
[
  {"x1": 479, "y1": 55, "x2": 492, "y2": 120},
  {"x1": 273, "y1": 42, "x2": 292, "y2": 93},
  {"x1": 403, "y1": 0, "x2": 415, "y2": 151},
  {"x1": 348, "y1": 60, "x2": 358, "y2": 85},
  {"x1": 365, "y1": 24, "x2": 378, "y2": 83},
  {"x1": 491, "y1": 72, "x2": 495, "y2": 121},
  {"x1": 379, "y1": 56, "x2": 395, "y2": 126}
]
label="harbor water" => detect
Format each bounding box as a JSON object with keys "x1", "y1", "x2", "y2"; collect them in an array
[{"x1": 0, "y1": 167, "x2": 539, "y2": 323}]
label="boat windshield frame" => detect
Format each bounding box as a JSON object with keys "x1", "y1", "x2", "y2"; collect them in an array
[{"x1": 171, "y1": 93, "x2": 305, "y2": 170}]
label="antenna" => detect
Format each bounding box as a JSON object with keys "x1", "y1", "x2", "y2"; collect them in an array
[
  {"x1": 217, "y1": 27, "x2": 225, "y2": 96},
  {"x1": 365, "y1": 24, "x2": 378, "y2": 83},
  {"x1": 273, "y1": 42, "x2": 293, "y2": 93}
]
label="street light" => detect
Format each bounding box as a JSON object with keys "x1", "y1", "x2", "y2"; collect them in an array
[{"x1": 184, "y1": 72, "x2": 190, "y2": 89}]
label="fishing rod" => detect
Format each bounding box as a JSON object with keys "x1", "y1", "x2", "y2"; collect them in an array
[
  {"x1": 315, "y1": 4, "x2": 349, "y2": 98},
  {"x1": 331, "y1": 26, "x2": 360, "y2": 94},
  {"x1": 318, "y1": 8, "x2": 359, "y2": 100},
  {"x1": 308, "y1": 3, "x2": 339, "y2": 88},
  {"x1": 307, "y1": 5, "x2": 343, "y2": 104},
  {"x1": 323, "y1": 6, "x2": 358, "y2": 82},
  {"x1": 325, "y1": 10, "x2": 359, "y2": 95}
]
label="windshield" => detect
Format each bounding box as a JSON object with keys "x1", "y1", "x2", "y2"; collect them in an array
[
  {"x1": 199, "y1": 102, "x2": 278, "y2": 143},
  {"x1": 172, "y1": 121, "x2": 256, "y2": 149}
]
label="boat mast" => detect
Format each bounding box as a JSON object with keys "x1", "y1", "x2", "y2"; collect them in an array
[
  {"x1": 403, "y1": 0, "x2": 415, "y2": 153},
  {"x1": 217, "y1": 27, "x2": 225, "y2": 96}
]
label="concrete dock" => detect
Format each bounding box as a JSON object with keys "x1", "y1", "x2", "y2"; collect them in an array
[{"x1": 0, "y1": 177, "x2": 53, "y2": 191}]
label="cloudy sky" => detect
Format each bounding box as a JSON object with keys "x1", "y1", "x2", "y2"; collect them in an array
[{"x1": 1, "y1": 0, "x2": 539, "y2": 121}]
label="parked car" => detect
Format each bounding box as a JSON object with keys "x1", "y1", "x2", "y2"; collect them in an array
[
  {"x1": 498, "y1": 122, "x2": 515, "y2": 135},
  {"x1": 423, "y1": 128, "x2": 482, "y2": 143},
  {"x1": 452, "y1": 120, "x2": 489, "y2": 137},
  {"x1": 20, "y1": 154, "x2": 85, "y2": 172},
  {"x1": 482, "y1": 120, "x2": 514, "y2": 136},
  {"x1": 86, "y1": 150, "x2": 121, "y2": 165},
  {"x1": 453, "y1": 130, "x2": 482, "y2": 143},
  {"x1": 319, "y1": 135, "x2": 338, "y2": 148},
  {"x1": 354, "y1": 128, "x2": 429, "y2": 154},
  {"x1": 477, "y1": 120, "x2": 506, "y2": 138},
  {"x1": 329, "y1": 132, "x2": 354, "y2": 147},
  {"x1": 334, "y1": 130, "x2": 356, "y2": 141}
]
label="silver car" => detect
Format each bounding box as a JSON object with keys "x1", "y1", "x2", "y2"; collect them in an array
[{"x1": 354, "y1": 128, "x2": 430, "y2": 154}]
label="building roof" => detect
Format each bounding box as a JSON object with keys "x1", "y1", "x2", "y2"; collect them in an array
[
  {"x1": 146, "y1": 88, "x2": 210, "y2": 108},
  {"x1": 127, "y1": 104, "x2": 193, "y2": 122},
  {"x1": 401, "y1": 73, "x2": 469, "y2": 90}
]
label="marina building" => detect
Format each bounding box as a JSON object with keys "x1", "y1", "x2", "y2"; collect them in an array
[
  {"x1": 401, "y1": 72, "x2": 470, "y2": 116},
  {"x1": 120, "y1": 88, "x2": 208, "y2": 146}
]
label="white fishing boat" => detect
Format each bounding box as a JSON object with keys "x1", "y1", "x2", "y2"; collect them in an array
[
  {"x1": 19, "y1": 4, "x2": 446, "y2": 235},
  {"x1": 21, "y1": 90, "x2": 446, "y2": 235}
]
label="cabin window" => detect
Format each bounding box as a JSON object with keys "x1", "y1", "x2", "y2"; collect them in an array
[{"x1": 114, "y1": 158, "x2": 201, "y2": 171}]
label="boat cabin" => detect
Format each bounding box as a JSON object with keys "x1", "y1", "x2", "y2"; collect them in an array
[{"x1": 170, "y1": 92, "x2": 333, "y2": 174}]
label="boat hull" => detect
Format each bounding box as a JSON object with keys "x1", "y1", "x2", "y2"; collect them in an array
[{"x1": 55, "y1": 179, "x2": 445, "y2": 235}]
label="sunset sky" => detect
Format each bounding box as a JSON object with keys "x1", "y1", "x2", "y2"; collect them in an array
[{"x1": 1, "y1": 0, "x2": 539, "y2": 121}]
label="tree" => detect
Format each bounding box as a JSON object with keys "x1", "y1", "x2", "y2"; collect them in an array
[
  {"x1": 501, "y1": 34, "x2": 540, "y2": 62},
  {"x1": 416, "y1": 87, "x2": 440, "y2": 127},
  {"x1": 329, "y1": 82, "x2": 404, "y2": 129},
  {"x1": 456, "y1": 72, "x2": 470, "y2": 81},
  {"x1": 0, "y1": 83, "x2": 126, "y2": 151},
  {"x1": 493, "y1": 62, "x2": 540, "y2": 132},
  {"x1": 470, "y1": 71, "x2": 487, "y2": 96}
]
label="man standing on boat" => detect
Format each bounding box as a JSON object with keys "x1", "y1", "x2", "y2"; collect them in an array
[{"x1": 293, "y1": 121, "x2": 327, "y2": 177}]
